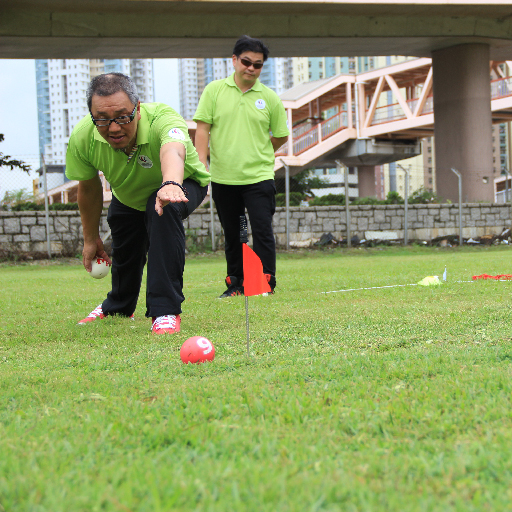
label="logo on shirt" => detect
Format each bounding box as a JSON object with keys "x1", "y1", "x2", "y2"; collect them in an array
[
  {"x1": 168, "y1": 128, "x2": 186, "y2": 141},
  {"x1": 138, "y1": 155, "x2": 153, "y2": 168},
  {"x1": 255, "y1": 99, "x2": 266, "y2": 110}
]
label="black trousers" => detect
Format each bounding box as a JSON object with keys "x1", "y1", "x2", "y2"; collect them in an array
[
  {"x1": 102, "y1": 178, "x2": 208, "y2": 318},
  {"x1": 212, "y1": 180, "x2": 276, "y2": 279}
]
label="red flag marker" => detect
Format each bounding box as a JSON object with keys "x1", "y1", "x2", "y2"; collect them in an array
[
  {"x1": 242, "y1": 243, "x2": 271, "y2": 296},
  {"x1": 239, "y1": 215, "x2": 272, "y2": 357}
]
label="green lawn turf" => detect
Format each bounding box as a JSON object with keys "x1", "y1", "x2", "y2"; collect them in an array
[{"x1": 1, "y1": 246, "x2": 512, "y2": 511}]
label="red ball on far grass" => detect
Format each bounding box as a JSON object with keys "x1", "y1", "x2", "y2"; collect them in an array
[{"x1": 180, "y1": 336, "x2": 215, "y2": 364}]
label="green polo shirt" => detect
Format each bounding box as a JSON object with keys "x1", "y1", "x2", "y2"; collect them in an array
[
  {"x1": 193, "y1": 74, "x2": 289, "y2": 185},
  {"x1": 66, "y1": 103, "x2": 210, "y2": 211}
]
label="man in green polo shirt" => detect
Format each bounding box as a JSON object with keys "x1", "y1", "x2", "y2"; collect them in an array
[
  {"x1": 194, "y1": 35, "x2": 289, "y2": 298},
  {"x1": 66, "y1": 73, "x2": 210, "y2": 333}
]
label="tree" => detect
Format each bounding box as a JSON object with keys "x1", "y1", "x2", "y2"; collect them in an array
[
  {"x1": 1, "y1": 188, "x2": 34, "y2": 209},
  {"x1": 408, "y1": 186, "x2": 441, "y2": 204},
  {"x1": 0, "y1": 134, "x2": 31, "y2": 173},
  {"x1": 275, "y1": 168, "x2": 329, "y2": 197}
]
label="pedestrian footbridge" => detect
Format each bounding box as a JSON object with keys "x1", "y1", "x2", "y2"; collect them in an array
[{"x1": 265, "y1": 58, "x2": 512, "y2": 174}]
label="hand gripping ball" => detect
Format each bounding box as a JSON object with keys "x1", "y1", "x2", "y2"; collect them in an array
[
  {"x1": 90, "y1": 257, "x2": 111, "y2": 279},
  {"x1": 180, "y1": 336, "x2": 215, "y2": 364}
]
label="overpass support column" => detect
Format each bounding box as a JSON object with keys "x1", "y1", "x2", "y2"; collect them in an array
[
  {"x1": 432, "y1": 44, "x2": 493, "y2": 202},
  {"x1": 357, "y1": 166, "x2": 376, "y2": 197}
]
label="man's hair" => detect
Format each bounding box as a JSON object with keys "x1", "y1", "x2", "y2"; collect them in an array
[
  {"x1": 233, "y1": 35, "x2": 269, "y2": 62},
  {"x1": 86, "y1": 72, "x2": 139, "y2": 110}
]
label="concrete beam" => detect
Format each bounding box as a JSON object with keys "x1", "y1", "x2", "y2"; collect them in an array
[{"x1": 2, "y1": 0, "x2": 512, "y2": 59}]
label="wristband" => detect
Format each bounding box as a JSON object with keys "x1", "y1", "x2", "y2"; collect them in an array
[{"x1": 158, "y1": 180, "x2": 188, "y2": 197}]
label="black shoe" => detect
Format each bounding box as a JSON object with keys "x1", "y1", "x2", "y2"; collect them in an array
[
  {"x1": 264, "y1": 274, "x2": 276, "y2": 295},
  {"x1": 219, "y1": 276, "x2": 244, "y2": 298}
]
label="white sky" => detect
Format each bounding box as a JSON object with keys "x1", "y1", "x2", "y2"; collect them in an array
[{"x1": 0, "y1": 58, "x2": 180, "y2": 195}]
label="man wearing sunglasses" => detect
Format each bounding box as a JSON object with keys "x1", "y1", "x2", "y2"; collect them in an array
[
  {"x1": 65, "y1": 73, "x2": 210, "y2": 333},
  {"x1": 194, "y1": 35, "x2": 289, "y2": 298}
]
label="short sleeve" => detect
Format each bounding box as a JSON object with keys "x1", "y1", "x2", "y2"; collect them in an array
[
  {"x1": 65, "y1": 132, "x2": 98, "y2": 181},
  {"x1": 151, "y1": 108, "x2": 192, "y2": 148},
  {"x1": 193, "y1": 83, "x2": 214, "y2": 125},
  {"x1": 269, "y1": 97, "x2": 290, "y2": 139}
]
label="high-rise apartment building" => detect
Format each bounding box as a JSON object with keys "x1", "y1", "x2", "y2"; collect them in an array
[
  {"x1": 35, "y1": 58, "x2": 154, "y2": 167},
  {"x1": 285, "y1": 57, "x2": 357, "y2": 89}
]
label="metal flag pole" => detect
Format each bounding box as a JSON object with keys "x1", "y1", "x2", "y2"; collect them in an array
[
  {"x1": 245, "y1": 297, "x2": 250, "y2": 357},
  {"x1": 209, "y1": 184, "x2": 216, "y2": 251},
  {"x1": 240, "y1": 215, "x2": 251, "y2": 357}
]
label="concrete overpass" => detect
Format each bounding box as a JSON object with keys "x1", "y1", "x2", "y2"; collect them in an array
[
  {"x1": 2, "y1": 0, "x2": 512, "y2": 201},
  {"x1": 2, "y1": 0, "x2": 512, "y2": 60}
]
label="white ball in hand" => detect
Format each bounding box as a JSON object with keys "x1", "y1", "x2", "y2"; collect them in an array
[{"x1": 90, "y1": 258, "x2": 111, "y2": 279}]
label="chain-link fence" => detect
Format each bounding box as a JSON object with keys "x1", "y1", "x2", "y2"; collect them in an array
[
  {"x1": 0, "y1": 152, "x2": 41, "y2": 210},
  {"x1": 3, "y1": 155, "x2": 512, "y2": 257}
]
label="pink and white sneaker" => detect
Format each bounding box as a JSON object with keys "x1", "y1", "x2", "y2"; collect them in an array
[
  {"x1": 78, "y1": 305, "x2": 134, "y2": 325},
  {"x1": 151, "y1": 315, "x2": 181, "y2": 334},
  {"x1": 78, "y1": 304, "x2": 105, "y2": 324}
]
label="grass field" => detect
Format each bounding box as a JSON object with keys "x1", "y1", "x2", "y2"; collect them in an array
[{"x1": 1, "y1": 246, "x2": 512, "y2": 511}]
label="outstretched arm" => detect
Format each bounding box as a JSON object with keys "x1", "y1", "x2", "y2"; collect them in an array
[
  {"x1": 155, "y1": 141, "x2": 188, "y2": 216},
  {"x1": 77, "y1": 174, "x2": 111, "y2": 271}
]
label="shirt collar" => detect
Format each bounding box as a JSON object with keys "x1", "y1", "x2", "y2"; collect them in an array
[{"x1": 227, "y1": 73, "x2": 263, "y2": 92}]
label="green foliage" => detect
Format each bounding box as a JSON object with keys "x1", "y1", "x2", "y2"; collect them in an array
[
  {"x1": 1, "y1": 188, "x2": 35, "y2": 209},
  {"x1": 49, "y1": 202, "x2": 79, "y2": 211},
  {"x1": 275, "y1": 168, "x2": 329, "y2": 196},
  {"x1": 185, "y1": 228, "x2": 213, "y2": 253},
  {"x1": 408, "y1": 186, "x2": 441, "y2": 204},
  {"x1": 2, "y1": 248, "x2": 512, "y2": 510},
  {"x1": 284, "y1": 187, "x2": 440, "y2": 207},
  {"x1": 4, "y1": 201, "x2": 79, "y2": 211},
  {"x1": 352, "y1": 196, "x2": 382, "y2": 205},
  {"x1": 275, "y1": 191, "x2": 305, "y2": 207},
  {"x1": 9, "y1": 201, "x2": 41, "y2": 211},
  {"x1": 385, "y1": 190, "x2": 405, "y2": 204},
  {"x1": 309, "y1": 193, "x2": 345, "y2": 206},
  {"x1": 0, "y1": 134, "x2": 31, "y2": 173}
]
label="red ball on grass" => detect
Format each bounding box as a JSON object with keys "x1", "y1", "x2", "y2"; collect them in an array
[{"x1": 180, "y1": 336, "x2": 215, "y2": 364}]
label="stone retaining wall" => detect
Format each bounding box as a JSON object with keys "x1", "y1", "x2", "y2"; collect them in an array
[{"x1": 1, "y1": 203, "x2": 510, "y2": 254}]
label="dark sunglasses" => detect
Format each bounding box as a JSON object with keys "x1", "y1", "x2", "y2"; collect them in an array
[{"x1": 239, "y1": 57, "x2": 264, "y2": 70}]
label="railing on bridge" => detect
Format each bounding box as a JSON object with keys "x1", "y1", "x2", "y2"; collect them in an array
[
  {"x1": 275, "y1": 111, "x2": 348, "y2": 157},
  {"x1": 370, "y1": 96, "x2": 433, "y2": 126},
  {"x1": 370, "y1": 77, "x2": 512, "y2": 127},
  {"x1": 491, "y1": 77, "x2": 512, "y2": 100},
  {"x1": 275, "y1": 66, "x2": 512, "y2": 160}
]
